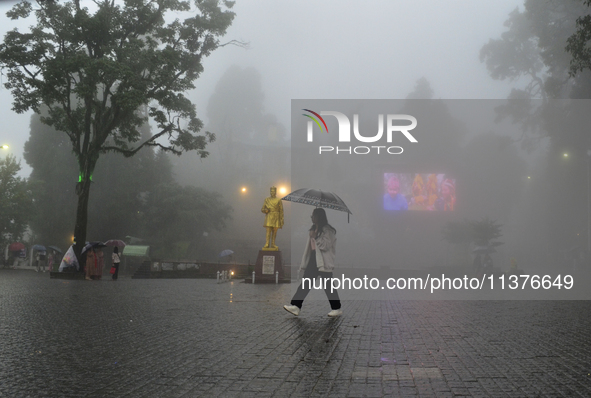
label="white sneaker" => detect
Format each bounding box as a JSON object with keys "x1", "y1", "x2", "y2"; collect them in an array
[
  {"x1": 283, "y1": 305, "x2": 300, "y2": 316},
  {"x1": 328, "y1": 309, "x2": 342, "y2": 317}
]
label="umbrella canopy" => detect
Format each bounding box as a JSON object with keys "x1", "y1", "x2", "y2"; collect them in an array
[
  {"x1": 282, "y1": 188, "x2": 352, "y2": 217},
  {"x1": 219, "y1": 249, "x2": 234, "y2": 257},
  {"x1": 104, "y1": 239, "x2": 126, "y2": 248},
  {"x1": 81, "y1": 241, "x2": 106, "y2": 255},
  {"x1": 30, "y1": 245, "x2": 47, "y2": 267},
  {"x1": 48, "y1": 245, "x2": 63, "y2": 254},
  {"x1": 9, "y1": 242, "x2": 25, "y2": 251}
]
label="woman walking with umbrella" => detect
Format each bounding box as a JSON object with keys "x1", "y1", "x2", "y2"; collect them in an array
[{"x1": 284, "y1": 208, "x2": 342, "y2": 317}]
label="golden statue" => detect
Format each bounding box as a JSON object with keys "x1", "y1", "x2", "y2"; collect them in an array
[{"x1": 261, "y1": 186, "x2": 284, "y2": 250}]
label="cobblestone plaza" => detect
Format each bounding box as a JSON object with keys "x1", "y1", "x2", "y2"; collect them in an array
[{"x1": 0, "y1": 270, "x2": 590, "y2": 397}]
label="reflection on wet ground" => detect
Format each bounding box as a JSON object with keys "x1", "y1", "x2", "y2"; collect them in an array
[{"x1": 0, "y1": 270, "x2": 590, "y2": 397}]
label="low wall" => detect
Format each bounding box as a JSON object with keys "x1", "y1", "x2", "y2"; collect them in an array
[{"x1": 150, "y1": 261, "x2": 255, "y2": 279}]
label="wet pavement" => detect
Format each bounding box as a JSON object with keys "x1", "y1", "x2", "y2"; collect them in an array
[{"x1": 0, "y1": 269, "x2": 590, "y2": 397}]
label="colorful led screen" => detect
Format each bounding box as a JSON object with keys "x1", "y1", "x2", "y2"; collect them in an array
[{"x1": 383, "y1": 173, "x2": 456, "y2": 211}]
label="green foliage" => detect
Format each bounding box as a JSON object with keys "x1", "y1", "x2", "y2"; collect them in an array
[
  {"x1": 0, "y1": 155, "x2": 32, "y2": 248},
  {"x1": 24, "y1": 111, "x2": 232, "y2": 255},
  {"x1": 479, "y1": 1, "x2": 591, "y2": 151},
  {"x1": 481, "y1": 1, "x2": 591, "y2": 253},
  {"x1": 0, "y1": 0, "x2": 237, "y2": 252},
  {"x1": 566, "y1": 0, "x2": 591, "y2": 75},
  {"x1": 480, "y1": 8, "x2": 544, "y2": 86},
  {"x1": 0, "y1": 0, "x2": 236, "y2": 161},
  {"x1": 143, "y1": 183, "x2": 232, "y2": 258},
  {"x1": 469, "y1": 217, "x2": 502, "y2": 247},
  {"x1": 442, "y1": 217, "x2": 502, "y2": 247},
  {"x1": 86, "y1": 114, "x2": 163, "y2": 241},
  {"x1": 481, "y1": 1, "x2": 587, "y2": 98}
]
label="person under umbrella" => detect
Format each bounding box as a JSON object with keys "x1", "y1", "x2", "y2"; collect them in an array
[
  {"x1": 85, "y1": 248, "x2": 96, "y2": 281},
  {"x1": 284, "y1": 208, "x2": 342, "y2": 317},
  {"x1": 111, "y1": 247, "x2": 121, "y2": 281}
]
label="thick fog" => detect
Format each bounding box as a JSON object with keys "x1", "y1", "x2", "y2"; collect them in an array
[
  {"x1": 4, "y1": 0, "x2": 590, "y2": 299},
  {"x1": 0, "y1": 0, "x2": 523, "y2": 176}
]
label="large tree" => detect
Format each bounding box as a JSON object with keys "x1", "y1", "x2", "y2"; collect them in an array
[
  {"x1": 24, "y1": 110, "x2": 232, "y2": 257},
  {"x1": 480, "y1": 0, "x2": 591, "y2": 258},
  {"x1": 480, "y1": 0, "x2": 591, "y2": 146},
  {"x1": 0, "y1": 0, "x2": 237, "y2": 259},
  {"x1": 24, "y1": 109, "x2": 157, "y2": 248}
]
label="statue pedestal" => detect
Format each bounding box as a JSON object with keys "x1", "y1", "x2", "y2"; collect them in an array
[{"x1": 245, "y1": 250, "x2": 290, "y2": 283}]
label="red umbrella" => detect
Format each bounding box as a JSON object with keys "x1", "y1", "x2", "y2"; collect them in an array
[
  {"x1": 104, "y1": 239, "x2": 126, "y2": 247},
  {"x1": 9, "y1": 242, "x2": 25, "y2": 251}
]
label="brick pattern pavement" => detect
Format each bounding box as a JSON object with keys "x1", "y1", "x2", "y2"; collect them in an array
[{"x1": 0, "y1": 270, "x2": 590, "y2": 397}]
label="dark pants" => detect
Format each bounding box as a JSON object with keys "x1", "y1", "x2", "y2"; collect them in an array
[
  {"x1": 291, "y1": 250, "x2": 341, "y2": 310},
  {"x1": 112, "y1": 263, "x2": 120, "y2": 280}
]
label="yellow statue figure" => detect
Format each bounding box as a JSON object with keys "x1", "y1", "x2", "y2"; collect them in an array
[{"x1": 261, "y1": 186, "x2": 284, "y2": 250}]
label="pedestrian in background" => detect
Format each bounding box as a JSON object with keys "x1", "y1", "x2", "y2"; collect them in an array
[
  {"x1": 96, "y1": 248, "x2": 104, "y2": 280},
  {"x1": 48, "y1": 251, "x2": 54, "y2": 273},
  {"x1": 36, "y1": 250, "x2": 47, "y2": 272},
  {"x1": 85, "y1": 248, "x2": 96, "y2": 281},
  {"x1": 111, "y1": 247, "x2": 121, "y2": 281}
]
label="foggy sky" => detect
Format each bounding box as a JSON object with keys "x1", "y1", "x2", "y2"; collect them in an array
[{"x1": 0, "y1": 0, "x2": 525, "y2": 177}]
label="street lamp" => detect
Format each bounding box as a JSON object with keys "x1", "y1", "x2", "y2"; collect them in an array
[{"x1": 1, "y1": 144, "x2": 8, "y2": 150}]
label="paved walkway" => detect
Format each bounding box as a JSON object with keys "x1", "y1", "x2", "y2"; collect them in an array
[{"x1": 0, "y1": 269, "x2": 590, "y2": 397}]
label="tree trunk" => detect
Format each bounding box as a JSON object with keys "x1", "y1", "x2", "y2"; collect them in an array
[{"x1": 73, "y1": 177, "x2": 92, "y2": 265}]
